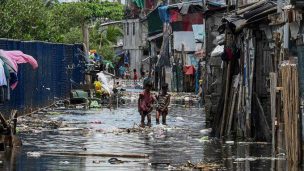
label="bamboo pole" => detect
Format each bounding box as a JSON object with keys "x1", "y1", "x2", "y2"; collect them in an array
[{"x1": 270, "y1": 73, "x2": 277, "y2": 156}]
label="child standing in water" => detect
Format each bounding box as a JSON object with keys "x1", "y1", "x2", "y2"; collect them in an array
[
  {"x1": 133, "y1": 68, "x2": 138, "y2": 82},
  {"x1": 156, "y1": 83, "x2": 170, "y2": 125},
  {"x1": 138, "y1": 79, "x2": 155, "y2": 127}
]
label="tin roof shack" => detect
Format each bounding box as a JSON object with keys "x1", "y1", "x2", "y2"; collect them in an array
[
  {"x1": 146, "y1": 1, "x2": 205, "y2": 91},
  {"x1": 212, "y1": 1, "x2": 304, "y2": 165},
  {"x1": 172, "y1": 2, "x2": 204, "y2": 92},
  {"x1": 211, "y1": 1, "x2": 278, "y2": 141}
]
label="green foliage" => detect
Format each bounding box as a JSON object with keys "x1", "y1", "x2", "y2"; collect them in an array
[
  {"x1": 50, "y1": 1, "x2": 124, "y2": 25},
  {"x1": 0, "y1": 0, "x2": 124, "y2": 42},
  {"x1": 0, "y1": 0, "x2": 51, "y2": 41},
  {"x1": 90, "y1": 25, "x2": 123, "y2": 62},
  {"x1": 61, "y1": 27, "x2": 83, "y2": 44},
  {"x1": 99, "y1": 45, "x2": 116, "y2": 61},
  {"x1": 0, "y1": 0, "x2": 124, "y2": 62},
  {"x1": 105, "y1": 26, "x2": 123, "y2": 43}
]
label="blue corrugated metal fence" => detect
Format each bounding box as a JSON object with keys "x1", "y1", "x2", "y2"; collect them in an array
[{"x1": 0, "y1": 39, "x2": 85, "y2": 114}]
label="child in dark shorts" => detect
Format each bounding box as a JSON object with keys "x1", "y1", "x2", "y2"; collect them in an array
[
  {"x1": 138, "y1": 79, "x2": 155, "y2": 127},
  {"x1": 156, "y1": 83, "x2": 170, "y2": 125}
]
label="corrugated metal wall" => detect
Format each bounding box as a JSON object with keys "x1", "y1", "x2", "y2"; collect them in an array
[{"x1": 0, "y1": 39, "x2": 84, "y2": 115}]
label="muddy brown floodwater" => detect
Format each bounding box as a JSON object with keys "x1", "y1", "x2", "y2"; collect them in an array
[{"x1": 0, "y1": 101, "x2": 297, "y2": 171}]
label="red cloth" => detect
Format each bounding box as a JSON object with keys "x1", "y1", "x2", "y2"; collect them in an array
[
  {"x1": 145, "y1": 0, "x2": 153, "y2": 9},
  {"x1": 139, "y1": 90, "x2": 155, "y2": 112},
  {"x1": 170, "y1": 9, "x2": 182, "y2": 22},
  {"x1": 183, "y1": 65, "x2": 195, "y2": 75},
  {"x1": 225, "y1": 48, "x2": 233, "y2": 60},
  {"x1": 182, "y1": 13, "x2": 204, "y2": 31}
]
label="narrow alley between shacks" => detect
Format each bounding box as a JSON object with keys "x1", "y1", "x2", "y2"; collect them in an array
[
  {"x1": 6, "y1": 99, "x2": 278, "y2": 171},
  {"x1": 1, "y1": 0, "x2": 304, "y2": 170}
]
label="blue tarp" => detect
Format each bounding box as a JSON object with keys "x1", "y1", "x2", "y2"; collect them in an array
[{"x1": 158, "y1": 5, "x2": 170, "y2": 23}]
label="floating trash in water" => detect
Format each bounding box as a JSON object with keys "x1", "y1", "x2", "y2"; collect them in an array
[
  {"x1": 90, "y1": 121, "x2": 103, "y2": 124},
  {"x1": 48, "y1": 112, "x2": 60, "y2": 115},
  {"x1": 108, "y1": 158, "x2": 124, "y2": 164},
  {"x1": 199, "y1": 128, "x2": 212, "y2": 135},
  {"x1": 226, "y1": 156, "x2": 286, "y2": 162},
  {"x1": 167, "y1": 165, "x2": 178, "y2": 170},
  {"x1": 234, "y1": 157, "x2": 256, "y2": 162},
  {"x1": 27, "y1": 152, "x2": 42, "y2": 158},
  {"x1": 178, "y1": 161, "x2": 222, "y2": 170},
  {"x1": 93, "y1": 160, "x2": 103, "y2": 164},
  {"x1": 176, "y1": 117, "x2": 184, "y2": 121},
  {"x1": 225, "y1": 141, "x2": 234, "y2": 144},
  {"x1": 198, "y1": 136, "x2": 209, "y2": 143},
  {"x1": 90, "y1": 101, "x2": 101, "y2": 108},
  {"x1": 59, "y1": 161, "x2": 70, "y2": 164},
  {"x1": 58, "y1": 127, "x2": 83, "y2": 131}
]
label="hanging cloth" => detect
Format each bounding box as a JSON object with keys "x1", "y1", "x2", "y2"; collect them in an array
[
  {"x1": 158, "y1": 5, "x2": 170, "y2": 23},
  {"x1": 0, "y1": 49, "x2": 38, "y2": 89},
  {"x1": 0, "y1": 59, "x2": 7, "y2": 86},
  {"x1": 0, "y1": 50, "x2": 17, "y2": 72},
  {"x1": 132, "y1": 0, "x2": 144, "y2": 8},
  {"x1": 1, "y1": 50, "x2": 38, "y2": 70}
]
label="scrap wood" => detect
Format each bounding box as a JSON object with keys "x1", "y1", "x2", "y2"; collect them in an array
[
  {"x1": 0, "y1": 112, "x2": 9, "y2": 128},
  {"x1": 44, "y1": 151, "x2": 149, "y2": 158},
  {"x1": 180, "y1": 161, "x2": 222, "y2": 170},
  {"x1": 281, "y1": 62, "x2": 300, "y2": 164}
]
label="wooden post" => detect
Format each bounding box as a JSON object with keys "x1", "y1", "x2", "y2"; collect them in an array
[
  {"x1": 226, "y1": 74, "x2": 240, "y2": 136},
  {"x1": 245, "y1": 34, "x2": 255, "y2": 139},
  {"x1": 176, "y1": 52, "x2": 179, "y2": 92},
  {"x1": 236, "y1": 65, "x2": 244, "y2": 137},
  {"x1": 270, "y1": 73, "x2": 277, "y2": 156},
  {"x1": 254, "y1": 93, "x2": 271, "y2": 141},
  {"x1": 11, "y1": 110, "x2": 17, "y2": 135},
  {"x1": 220, "y1": 61, "x2": 231, "y2": 137},
  {"x1": 281, "y1": 62, "x2": 300, "y2": 164},
  {"x1": 181, "y1": 44, "x2": 185, "y2": 92}
]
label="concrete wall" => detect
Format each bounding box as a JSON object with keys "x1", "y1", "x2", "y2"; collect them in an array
[
  {"x1": 123, "y1": 19, "x2": 148, "y2": 78},
  {"x1": 123, "y1": 19, "x2": 147, "y2": 49},
  {"x1": 128, "y1": 49, "x2": 143, "y2": 75}
]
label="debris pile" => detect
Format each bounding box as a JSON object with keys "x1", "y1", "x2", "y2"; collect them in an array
[{"x1": 178, "y1": 161, "x2": 223, "y2": 170}]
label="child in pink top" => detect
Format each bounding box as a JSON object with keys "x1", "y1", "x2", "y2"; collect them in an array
[{"x1": 138, "y1": 79, "x2": 155, "y2": 127}]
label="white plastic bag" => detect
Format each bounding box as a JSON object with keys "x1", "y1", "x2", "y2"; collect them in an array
[{"x1": 211, "y1": 45, "x2": 224, "y2": 57}]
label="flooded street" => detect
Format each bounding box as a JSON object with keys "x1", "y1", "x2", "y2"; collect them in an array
[{"x1": 1, "y1": 102, "x2": 288, "y2": 171}]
